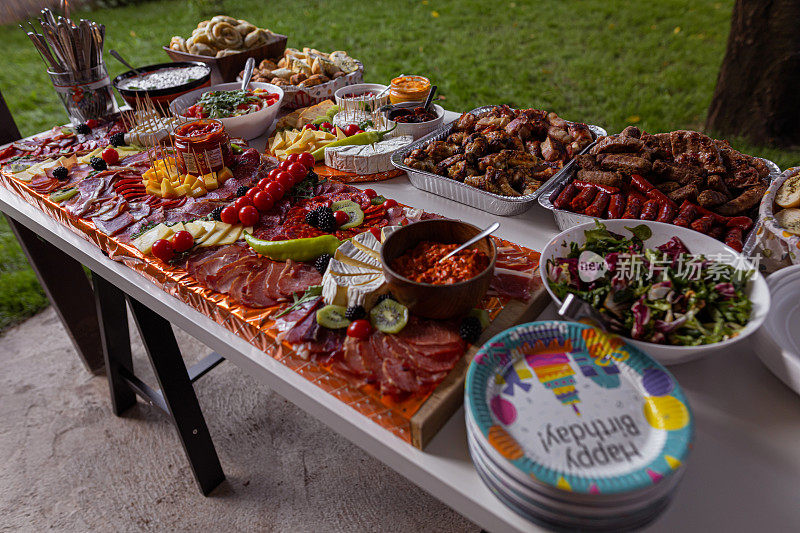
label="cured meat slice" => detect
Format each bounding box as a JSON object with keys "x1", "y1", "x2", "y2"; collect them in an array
[
  {"x1": 381, "y1": 358, "x2": 421, "y2": 394},
  {"x1": 489, "y1": 267, "x2": 534, "y2": 301},
  {"x1": 495, "y1": 245, "x2": 538, "y2": 271},
  {"x1": 277, "y1": 260, "x2": 322, "y2": 297}
]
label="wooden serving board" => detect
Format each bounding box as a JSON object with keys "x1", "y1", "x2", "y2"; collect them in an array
[{"x1": 410, "y1": 282, "x2": 551, "y2": 449}]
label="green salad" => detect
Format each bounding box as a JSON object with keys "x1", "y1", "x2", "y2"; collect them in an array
[{"x1": 546, "y1": 222, "x2": 753, "y2": 346}]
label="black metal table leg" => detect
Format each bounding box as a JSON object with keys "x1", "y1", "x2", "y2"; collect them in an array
[
  {"x1": 126, "y1": 296, "x2": 225, "y2": 495},
  {"x1": 5, "y1": 214, "x2": 105, "y2": 374},
  {"x1": 92, "y1": 274, "x2": 136, "y2": 415}
]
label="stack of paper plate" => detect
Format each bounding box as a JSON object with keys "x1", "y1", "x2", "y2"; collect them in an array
[
  {"x1": 465, "y1": 321, "x2": 694, "y2": 531},
  {"x1": 753, "y1": 265, "x2": 800, "y2": 396}
]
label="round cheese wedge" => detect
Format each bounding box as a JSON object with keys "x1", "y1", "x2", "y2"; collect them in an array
[{"x1": 324, "y1": 135, "x2": 413, "y2": 175}]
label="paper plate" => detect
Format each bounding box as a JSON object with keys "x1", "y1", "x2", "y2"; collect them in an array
[{"x1": 465, "y1": 321, "x2": 693, "y2": 496}]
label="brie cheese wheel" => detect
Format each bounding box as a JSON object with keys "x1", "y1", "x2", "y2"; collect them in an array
[
  {"x1": 324, "y1": 135, "x2": 412, "y2": 175},
  {"x1": 323, "y1": 231, "x2": 389, "y2": 308}
]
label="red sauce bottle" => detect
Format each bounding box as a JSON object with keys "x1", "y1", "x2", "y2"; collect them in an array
[{"x1": 173, "y1": 119, "x2": 232, "y2": 175}]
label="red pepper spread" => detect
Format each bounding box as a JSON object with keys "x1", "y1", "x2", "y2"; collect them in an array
[{"x1": 392, "y1": 241, "x2": 490, "y2": 284}]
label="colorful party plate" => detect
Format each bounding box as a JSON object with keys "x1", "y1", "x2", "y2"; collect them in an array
[{"x1": 465, "y1": 321, "x2": 693, "y2": 497}]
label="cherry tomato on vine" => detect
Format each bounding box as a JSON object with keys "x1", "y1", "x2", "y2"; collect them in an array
[
  {"x1": 275, "y1": 171, "x2": 294, "y2": 190},
  {"x1": 151, "y1": 239, "x2": 174, "y2": 262},
  {"x1": 297, "y1": 152, "x2": 315, "y2": 169},
  {"x1": 278, "y1": 160, "x2": 292, "y2": 171},
  {"x1": 286, "y1": 153, "x2": 300, "y2": 164},
  {"x1": 286, "y1": 162, "x2": 308, "y2": 182},
  {"x1": 220, "y1": 205, "x2": 239, "y2": 225},
  {"x1": 238, "y1": 205, "x2": 259, "y2": 226},
  {"x1": 253, "y1": 191, "x2": 275, "y2": 211},
  {"x1": 333, "y1": 210, "x2": 349, "y2": 226},
  {"x1": 363, "y1": 188, "x2": 377, "y2": 199},
  {"x1": 343, "y1": 124, "x2": 360, "y2": 137},
  {"x1": 264, "y1": 181, "x2": 285, "y2": 199},
  {"x1": 267, "y1": 168, "x2": 282, "y2": 181},
  {"x1": 383, "y1": 199, "x2": 398, "y2": 209},
  {"x1": 234, "y1": 196, "x2": 253, "y2": 211},
  {"x1": 171, "y1": 231, "x2": 194, "y2": 253},
  {"x1": 347, "y1": 319, "x2": 372, "y2": 339}
]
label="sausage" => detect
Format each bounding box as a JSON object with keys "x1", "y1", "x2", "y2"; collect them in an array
[
  {"x1": 708, "y1": 225, "x2": 725, "y2": 239},
  {"x1": 673, "y1": 201, "x2": 698, "y2": 227},
  {"x1": 575, "y1": 170, "x2": 625, "y2": 189},
  {"x1": 640, "y1": 199, "x2": 659, "y2": 221},
  {"x1": 570, "y1": 186, "x2": 598, "y2": 212},
  {"x1": 553, "y1": 182, "x2": 579, "y2": 209},
  {"x1": 607, "y1": 193, "x2": 625, "y2": 219},
  {"x1": 690, "y1": 214, "x2": 714, "y2": 233},
  {"x1": 646, "y1": 187, "x2": 679, "y2": 210},
  {"x1": 725, "y1": 227, "x2": 743, "y2": 252},
  {"x1": 726, "y1": 216, "x2": 754, "y2": 232},
  {"x1": 631, "y1": 173, "x2": 655, "y2": 194},
  {"x1": 621, "y1": 193, "x2": 644, "y2": 219},
  {"x1": 656, "y1": 202, "x2": 677, "y2": 223},
  {"x1": 573, "y1": 180, "x2": 620, "y2": 195},
  {"x1": 585, "y1": 191, "x2": 611, "y2": 217}
]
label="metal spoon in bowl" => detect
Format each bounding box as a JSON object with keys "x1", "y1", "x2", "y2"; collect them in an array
[
  {"x1": 438, "y1": 222, "x2": 500, "y2": 263},
  {"x1": 110, "y1": 49, "x2": 144, "y2": 77},
  {"x1": 240, "y1": 57, "x2": 256, "y2": 91}
]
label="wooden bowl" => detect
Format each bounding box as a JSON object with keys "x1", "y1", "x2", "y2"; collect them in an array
[
  {"x1": 163, "y1": 34, "x2": 288, "y2": 83},
  {"x1": 380, "y1": 219, "x2": 496, "y2": 319}
]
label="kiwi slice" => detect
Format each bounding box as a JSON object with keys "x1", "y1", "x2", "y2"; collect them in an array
[
  {"x1": 331, "y1": 200, "x2": 365, "y2": 229},
  {"x1": 469, "y1": 308, "x2": 491, "y2": 330},
  {"x1": 316, "y1": 305, "x2": 351, "y2": 329},
  {"x1": 369, "y1": 298, "x2": 409, "y2": 334}
]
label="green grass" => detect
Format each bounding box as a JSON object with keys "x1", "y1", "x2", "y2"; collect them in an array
[{"x1": 0, "y1": 0, "x2": 798, "y2": 331}]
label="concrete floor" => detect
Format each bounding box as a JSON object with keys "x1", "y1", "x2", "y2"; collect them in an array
[{"x1": 0, "y1": 307, "x2": 479, "y2": 532}]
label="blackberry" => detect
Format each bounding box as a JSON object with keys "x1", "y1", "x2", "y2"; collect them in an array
[
  {"x1": 314, "y1": 253, "x2": 332, "y2": 274},
  {"x1": 75, "y1": 123, "x2": 91, "y2": 135},
  {"x1": 459, "y1": 316, "x2": 482, "y2": 344},
  {"x1": 316, "y1": 209, "x2": 337, "y2": 233},
  {"x1": 345, "y1": 305, "x2": 366, "y2": 321},
  {"x1": 52, "y1": 166, "x2": 69, "y2": 181},
  {"x1": 210, "y1": 206, "x2": 224, "y2": 221},
  {"x1": 89, "y1": 157, "x2": 107, "y2": 171},
  {"x1": 304, "y1": 210, "x2": 319, "y2": 227},
  {"x1": 109, "y1": 132, "x2": 126, "y2": 147},
  {"x1": 236, "y1": 185, "x2": 249, "y2": 197},
  {"x1": 375, "y1": 292, "x2": 396, "y2": 305},
  {"x1": 313, "y1": 205, "x2": 333, "y2": 217}
]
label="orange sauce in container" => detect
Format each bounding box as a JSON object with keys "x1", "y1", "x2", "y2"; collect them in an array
[
  {"x1": 392, "y1": 241, "x2": 490, "y2": 284},
  {"x1": 389, "y1": 75, "x2": 432, "y2": 104},
  {"x1": 173, "y1": 119, "x2": 232, "y2": 175}
]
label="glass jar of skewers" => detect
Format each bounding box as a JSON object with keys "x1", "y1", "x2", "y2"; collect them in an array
[{"x1": 47, "y1": 64, "x2": 118, "y2": 125}]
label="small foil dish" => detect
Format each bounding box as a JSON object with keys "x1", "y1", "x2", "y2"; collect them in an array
[
  {"x1": 391, "y1": 105, "x2": 606, "y2": 216},
  {"x1": 537, "y1": 155, "x2": 781, "y2": 251}
]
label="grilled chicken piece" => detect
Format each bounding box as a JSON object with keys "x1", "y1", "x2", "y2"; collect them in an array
[
  {"x1": 447, "y1": 160, "x2": 477, "y2": 181},
  {"x1": 599, "y1": 154, "x2": 652, "y2": 174},
  {"x1": 478, "y1": 150, "x2": 537, "y2": 171},
  {"x1": 506, "y1": 116, "x2": 547, "y2": 141},
  {"x1": 424, "y1": 140, "x2": 460, "y2": 162},
  {"x1": 720, "y1": 148, "x2": 770, "y2": 188},
  {"x1": 716, "y1": 184, "x2": 768, "y2": 215},
  {"x1": 447, "y1": 131, "x2": 467, "y2": 145},
  {"x1": 404, "y1": 159, "x2": 436, "y2": 173},
  {"x1": 476, "y1": 115, "x2": 511, "y2": 130},
  {"x1": 464, "y1": 134, "x2": 488, "y2": 163},
  {"x1": 454, "y1": 112, "x2": 476, "y2": 131},
  {"x1": 541, "y1": 136, "x2": 565, "y2": 162},
  {"x1": 670, "y1": 130, "x2": 726, "y2": 174},
  {"x1": 547, "y1": 125, "x2": 572, "y2": 145},
  {"x1": 435, "y1": 153, "x2": 466, "y2": 174},
  {"x1": 483, "y1": 130, "x2": 524, "y2": 152},
  {"x1": 464, "y1": 172, "x2": 501, "y2": 194},
  {"x1": 547, "y1": 112, "x2": 568, "y2": 129},
  {"x1": 568, "y1": 122, "x2": 594, "y2": 146}
]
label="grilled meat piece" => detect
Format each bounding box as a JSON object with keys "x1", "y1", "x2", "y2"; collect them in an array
[
  {"x1": 547, "y1": 125, "x2": 572, "y2": 144},
  {"x1": 707, "y1": 174, "x2": 732, "y2": 196},
  {"x1": 568, "y1": 122, "x2": 594, "y2": 145},
  {"x1": 716, "y1": 185, "x2": 768, "y2": 215},
  {"x1": 652, "y1": 160, "x2": 704, "y2": 185},
  {"x1": 599, "y1": 154, "x2": 652, "y2": 174},
  {"x1": 590, "y1": 135, "x2": 644, "y2": 155},
  {"x1": 464, "y1": 134, "x2": 489, "y2": 163},
  {"x1": 696, "y1": 189, "x2": 729, "y2": 207},
  {"x1": 655, "y1": 181, "x2": 682, "y2": 194},
  {"x1": 464, "y1": 172, "x2": 501, "y2": 194},
  {"x1": 505, "y1": 115, "x2": 547, "y2": 141},
  {"x1": 447, "y1": 131, "x2": 467, "y2": 145},
  {"x1": 525, "y1": 140, "x2": 542, "y2": 159},
  {"x1": 670, "y1": 130, "x2": 726, "y2": 174},
  {"x1": 720, "y1": 148, "x2": 770, "y2": 188},
  {"x1": 640, "y1": 132, "x2": 671, "y2": 159},
  {"x1": 478, "y1": 150, "x2": 537, "y2": 171},
  {"x1": 547, "y1": 112, "x2": 568, "y2": 129},
  {"x1": 424, "y1": 140, "x2": 460, "y2": 162},
  {"x1": 620, "y1": 126, "x2": 642, "y2": 139},
  {"x1": 447, "y1": 160, "x2": 476, "y2": 181},
  {"x1": 576, "y1": 170, "x2": 625, "y2": 188},
  {"x1": 483, "y1": 130, "x2": 524, "y2": 151},
  {"x1": 667, "y1": 184, "x2": 699, "y2": 203},
  {"x1": 435, "y1": 153, "x2": 465, "y2": 174},
  {"x1": 575, "y1": 154, "x2": 600, "y2": 170},
  {"x1": 476, "y1": 115, "x2": 511, "y2": 130},
  {"x1": 404, "y1": 158, "x2": 436, "y2": 173},
  {"x1": 541, "y1": 136, "x2": 565, "y2": 162},
  {"x1": 454, "y1": 112, "x2": 477, "y2": 131}
]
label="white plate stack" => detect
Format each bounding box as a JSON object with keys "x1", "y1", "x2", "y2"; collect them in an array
[{"x1": 465, "y1": 321, "x2": 694, "y2": 531}]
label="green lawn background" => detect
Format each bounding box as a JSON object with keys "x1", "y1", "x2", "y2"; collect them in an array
[{"x1": 1, "y1": 0, "x2": 797, "y2": 331}]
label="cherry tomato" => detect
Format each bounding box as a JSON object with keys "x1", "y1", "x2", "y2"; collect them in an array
[
  {"x1": 275, "y1": 171, "x2": 294, "y2": 190},
  {"x1": 302, "y1": 124, "x2": 318, "y2": 131},
  {"x1": 264, "y1": 181, "x2": 285, "y2": 199},
  {"x1": 363, "y1": 188, "x2": 377, "y2": 199},
  {"x1": 101, "y1": 147, "x2": 119, "y2": 165},
  {"x1": 151, "y1": 239, "x2": 174, "y2": 262},
  {"x1": 297, "y1": 152, "x2": 315, "y2": 169},
  {"x1": 220, "y1": 205, "x2": 239, "y2": 225},
  {"x1": 286, "y1": 154, "x2": 300, "y2": 164},
  {"x1": 356, "y1": 129, "x2": 364, "y2": 134},
  {"x1": 238, "y1": 205, "x2": 259, "y2": 226},
  {"x1": 246, "y1": 186, "x2": 260, "y2": 201},
  {"x1": 267, "y1": 168, "x2": 282, "y2": 181},
  {"x1": 253, "y1": 191, "x2": 275, "y2": 211},
  {"x1": 383, "y1": 199, "x2": 398, "y2": 209},
  {"x1": 369, "y1": 227, "x2": 382, "y2": 241},
  {"x1": 333, "y1": 210, "x2": 349, "y2": 226},
  {"x1": 320, "y1": 121, "x2": 333, "y2": 131},
  {"x1": 234, "y1": 196, "x2": 253, "y2": 211},
  {"x1": 171, "y1": 230, "x2": 194, "y2": 253},
  {"x1": 86, "y1": 119, "x2": 99, "y2": 129},
  {"x1": 343, "y1": 124, "x2": 360, "y2": 137},
  {"x1": 278, "y1": 160, "x2": 292, "y2": 171},
  {"x1": 286, "y1": 162, "x2": 307, "y2": 182},
  {"x1": 347, "y1": 319, "x2": 372, "y2": 339}
]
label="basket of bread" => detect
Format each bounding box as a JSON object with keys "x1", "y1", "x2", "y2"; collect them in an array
[
  {"x1": 241, "y1": 47, "x2": 363, "y2": 110},
  {"x1": 164, "y1": 16, "x2": 287, "y2": 82},
  {"x1": 751, "y1": 167, "x2": 800, "y2": 271}
]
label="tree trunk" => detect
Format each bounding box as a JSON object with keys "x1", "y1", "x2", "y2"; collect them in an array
[{"x1": 706, "y1": 0, "x2": 800, "y2": 148}]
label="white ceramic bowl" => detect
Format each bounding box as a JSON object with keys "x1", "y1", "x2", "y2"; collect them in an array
[
  {"x1": 753, "y1": 265, "x2": 800, "y2": 396},
  {"x1": 539, "y1": 219, "x2": 770, "y2": 365},
  {"x1": 384, "y1": 102, "x2": 445, "y2": 140},
  {"x1": 169, "y1": 82, "x2": 284, "y2": 140},
  {"x1": 334, "y1": 83, "x2": 389, "y2": 109}
]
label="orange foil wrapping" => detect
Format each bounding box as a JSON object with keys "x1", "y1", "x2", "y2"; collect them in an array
[
  {"x1": 313, "y1": 163, "x2": 403, "y2": 183},
  {"x1": 0, "y1": 169, "x2": 538, "y2": 443}
]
